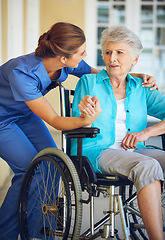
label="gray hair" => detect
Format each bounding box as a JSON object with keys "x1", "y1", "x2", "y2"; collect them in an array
[{"x1": 101, "y1": 25, "x2": 143, "y2": 58}]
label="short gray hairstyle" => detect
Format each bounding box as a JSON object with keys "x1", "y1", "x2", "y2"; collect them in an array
[{"x1": 101, "y1": 25, "x2": 143, "y2": 58}]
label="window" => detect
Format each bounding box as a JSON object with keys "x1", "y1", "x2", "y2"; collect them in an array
[
  {"x1": 7, "y1": 0, "x2": 39, "y2": 60},
  {"x1": 85, "y1": 0, "x2": 165, "y2": 94},
  {"x1": 8, "y1": 0, "x2": 24, "y2": 59},
  {"x1": 26, "y1": 0, "x2": 40, "y2": 54}
]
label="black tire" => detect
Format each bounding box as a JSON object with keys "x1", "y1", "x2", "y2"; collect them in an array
[
  {"x1": 161, "y1": 189, "x2": 165, "y2": 232},
  {"x1": 18, "y1": 148, "x2": 82, "y2": 240}
]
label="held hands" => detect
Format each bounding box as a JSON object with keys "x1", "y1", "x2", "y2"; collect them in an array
[
  {"x1": 79, "y1": 95, "x2": 102, "y2": 125},
  {"x1": 121, "y1": 129, "x2": 150, "y2": 151},
  {"x1": 79, "y1": 95, "x2": 99, "y2": 116},
  {"x1": 142, "y1": 74, "x2": 159, "y2": 91}
]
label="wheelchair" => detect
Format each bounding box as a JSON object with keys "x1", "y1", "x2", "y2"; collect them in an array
[{"x1": 18, "y1": 85, "x2": 165, "y2": 240}]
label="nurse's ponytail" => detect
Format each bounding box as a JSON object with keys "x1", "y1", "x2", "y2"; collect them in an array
[{"x1": 35, "y1": 22, "x2": 86, "y2": 59}]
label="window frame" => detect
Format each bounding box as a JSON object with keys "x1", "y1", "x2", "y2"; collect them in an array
[{"x1": 85, "y1": 0, "x2": 165, "y2": 93}]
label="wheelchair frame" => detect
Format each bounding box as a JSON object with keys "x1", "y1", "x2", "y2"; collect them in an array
[{"x1": 18, "y1": 85, "x2": 165, "y2": 240}]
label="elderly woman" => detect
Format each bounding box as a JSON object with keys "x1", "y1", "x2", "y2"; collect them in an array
[{"x1": 71, "y1": 26, "x2": 165, "y2": 240}]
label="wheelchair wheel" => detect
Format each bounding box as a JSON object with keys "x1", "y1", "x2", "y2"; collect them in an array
[
  {"x1": 162, "y1": 189, "x2": 165, "y2": 232},
  {"x1": 18, "y1": 148, "x2": 82, "y2": 240},
  {"x1": 126, "y1": 185, "x2": 165, "y2": 240}
]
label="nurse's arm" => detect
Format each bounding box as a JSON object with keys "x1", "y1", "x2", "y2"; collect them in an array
[
  {"x1": 25, "y1": 96, "x2": 101, "y2": 131},
  {"x1": 90, "y1": 67, "x2": 99, "y2": 74}
]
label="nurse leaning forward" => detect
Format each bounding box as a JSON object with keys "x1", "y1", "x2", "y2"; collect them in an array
[{"x1": 0, "y1": 22, "x2": 157, "y2": 239}]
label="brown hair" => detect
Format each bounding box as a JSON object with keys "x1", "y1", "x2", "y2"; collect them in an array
[{"x1": 35, "y1": 22, "x2": 86, "y2": 58}]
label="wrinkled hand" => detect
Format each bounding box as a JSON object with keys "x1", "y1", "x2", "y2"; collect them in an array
[
  {"x1": 121, "y1": 130, "x2": 150, "y2": 151},
  {"x1": 79, "y1": 95, "x2": 97, "y2": 116},
  {"x1": 142, "y1": 74, "x2": 159, "y2": 91},
  {"x1": 80, "y1": 96, "x2": 102, "y2": 125}
]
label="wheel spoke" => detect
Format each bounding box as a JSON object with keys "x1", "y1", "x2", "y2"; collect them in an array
[{"x1": 18, "y1": 149, "x2": 82, "y2": 240}]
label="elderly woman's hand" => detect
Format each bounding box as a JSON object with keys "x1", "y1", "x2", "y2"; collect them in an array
[
  {"x1": 121, "y1": 129, "x2": 150, "y2": 151},
  {"x1": 142, "y1": 74, "x2": 159, "y2": 91},
  {"x1": 79, "y1": 95, "x2": 97, "y2": 116}
]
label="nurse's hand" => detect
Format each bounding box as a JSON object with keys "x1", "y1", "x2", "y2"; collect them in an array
[
  {"x1": 78, "y1": 95, "x2": 96, "y2": 116},
  {"x1": 142, "y1": 74, "x2": 158, "y2": 91},
  {"x1": 131, "y1": 73, "x2": 158, "y2": 90}
]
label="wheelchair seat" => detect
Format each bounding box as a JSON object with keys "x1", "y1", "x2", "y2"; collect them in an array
[{"x1": 96, "y1": 173, "x2": 133, "y2": 187}]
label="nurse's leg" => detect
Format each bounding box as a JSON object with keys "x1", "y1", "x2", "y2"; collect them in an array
[
  {"x1": 0, "y1": 122, "x2": 39, "y2": 240},
  {"x1": 17, "y1": 113, "x2": 60, "y2": 207},
  {"x1": 17, "y1": 114, "x2": 59, "y2": 238},
  {"x1": 0, "y1": 115, "x2": 58, "y2": 240},
  {"x1": 17, "y1": 113, "x2": 57, "y2": 151}
]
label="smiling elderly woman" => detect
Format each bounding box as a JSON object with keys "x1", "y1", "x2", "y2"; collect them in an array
[{"x1": 71, "y1": 26, "x2": 165, "y2": 240}]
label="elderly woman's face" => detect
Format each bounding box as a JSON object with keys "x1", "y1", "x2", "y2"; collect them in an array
[{"x1": 103, "y1": 41, "x2": 138, "y2": 78}]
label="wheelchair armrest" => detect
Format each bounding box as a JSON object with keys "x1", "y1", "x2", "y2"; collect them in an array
[
  {"x1": 70, "y1": 155, "x2": 98, "y2": 186},
  {"x1": 145, "y1": 133, "x2": 165, "y2": 151},
  {"x1": 62, "y1": 127, "x2": 100, "y2": 139},
  {"x1": 161, "y1": 133, "x2": 165, "y2": 151}
]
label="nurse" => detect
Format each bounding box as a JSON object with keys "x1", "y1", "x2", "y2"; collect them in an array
[{"x1": 0, "y1": 22, "x2": 157, "y2": 239}]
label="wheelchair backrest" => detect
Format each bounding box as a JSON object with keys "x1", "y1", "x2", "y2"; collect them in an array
[{"x1": 59, "y1": 85, "x2": 98, "y2": 187}]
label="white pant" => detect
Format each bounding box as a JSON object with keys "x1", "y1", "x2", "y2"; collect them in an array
[{"x1": 97, "y1": 148, "x2": 165, "y2": 194}]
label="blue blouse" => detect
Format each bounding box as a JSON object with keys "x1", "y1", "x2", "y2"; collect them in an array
[
  {"x1": 71, "y1": 69, "x2": 165, "y2": 172},
  {"x1": 0, "y1": 52, "x2": 91, "y2": 126}
]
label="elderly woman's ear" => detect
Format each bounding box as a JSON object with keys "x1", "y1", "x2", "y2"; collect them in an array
[{"x1": 132, "y1": 56, "x2": 139, "y2": 66}]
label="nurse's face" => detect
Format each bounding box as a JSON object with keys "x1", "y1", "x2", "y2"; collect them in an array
[{"x1": 65, "y1": 42, "x2": 87, "y2": 68}]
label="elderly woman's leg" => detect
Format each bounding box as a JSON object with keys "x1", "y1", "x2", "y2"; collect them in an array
[
  {"x1": 135, "y1": 148, "x2": 165, "y2": 239},
  {"x1": 98, "y1": 148, "x2": 164, "y2": 240},
  {"x1": 137, "y1": 180, "x2": 164, "y2": 240}
]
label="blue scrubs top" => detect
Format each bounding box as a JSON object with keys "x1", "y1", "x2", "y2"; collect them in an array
[
  {"x1": 0, "y1": 52, "x2": 91, "y2": 126},
  {"x1": 71, "y1": 69, "x2": 165, "y2": 172}
]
